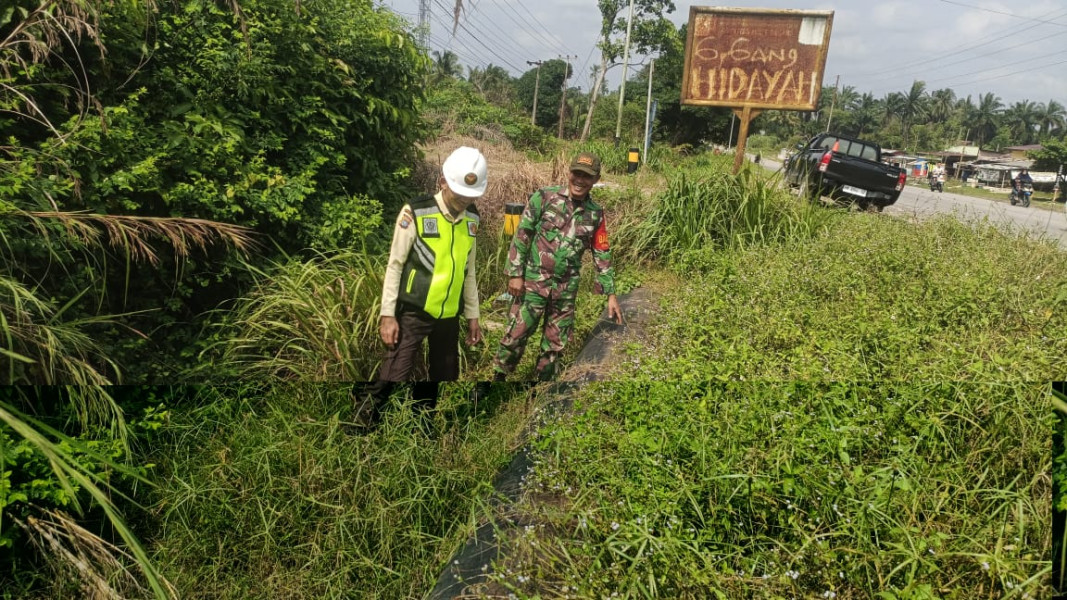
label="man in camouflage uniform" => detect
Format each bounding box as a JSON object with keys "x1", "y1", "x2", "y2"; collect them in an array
[{"x1": 491, "y1": 151, "x2": 623, "y2": 381}]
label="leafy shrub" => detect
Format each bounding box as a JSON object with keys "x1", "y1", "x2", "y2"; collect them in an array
[{"x1": 423, "y1": 80, "x2": 551, "y2": 152}]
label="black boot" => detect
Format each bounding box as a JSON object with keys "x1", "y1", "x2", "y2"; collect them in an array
[{"x1": 349, "y1": 382, "x2": 391, "y2": 432}]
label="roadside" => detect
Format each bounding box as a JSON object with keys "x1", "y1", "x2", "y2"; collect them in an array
[{"x1": 748, "y1": 153, "x2": 1067, "y2": 247}]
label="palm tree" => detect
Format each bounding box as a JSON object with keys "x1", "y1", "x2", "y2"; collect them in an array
[
  {"x1": 899, "y1": 80, "x2": 929, "y2": 148},
  {"x1": 431, "y1": 50, "x2": 463, "y2": 84},
  {"x1": 882, "y1": 92, "x2": 906, "y2": 128},
  {"x1": 852, "y1": 92, "x2": 880, "y2": 138},
  {"x1": 1003, "y1": 100, "x2": 1041, "y2": 145},
  {"x1": 928, "y1": 88, "x2": 957, "y2": 123},
  {"x1": 970, "y1": 92, "x2": 1004, "y2": 147},
  {"x1": 1036, "y1": 99, "x2": 1066, "y2": 139}
]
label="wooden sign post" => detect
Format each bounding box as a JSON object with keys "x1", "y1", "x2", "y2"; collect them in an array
[{"x1": 681, "y1": 8, "x2": 834, "y2": 173}]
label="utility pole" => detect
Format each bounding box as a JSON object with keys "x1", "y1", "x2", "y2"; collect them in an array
[
  {"x1": 527, "y1": 60, "x2": 543, "y2": 126},
  {"x1": 574, "y1": 86, "x2": 582, "y2": 136},
  {"x1": 643, "y1": 58, "x2": 655, "y2": 164},
  {"x1": 558, "y1": 55, "x2": 577, "y2": 138},
  {"x1": 825, "y1": 74, "x2": 840, "y2": 133},
  {"x1": 614, "y1": 0, "x2": 636, "y2": 148}
]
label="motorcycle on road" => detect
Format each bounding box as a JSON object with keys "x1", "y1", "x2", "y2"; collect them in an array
[{"x1": 1009, "y1": 181, "x2": 1033, "y2": 207}]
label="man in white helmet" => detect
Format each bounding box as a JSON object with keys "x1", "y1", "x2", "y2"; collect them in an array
[{"x1": 355, "y1": 146, "x2": 487, "y2": 429}]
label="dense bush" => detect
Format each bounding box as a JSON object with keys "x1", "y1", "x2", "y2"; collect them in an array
[
  {"x1": 423, "y1": 79, "x2": 551, "y2": 153},
  {"x1": 2, "y1": 0, "x2": 428, "y2": 381}
]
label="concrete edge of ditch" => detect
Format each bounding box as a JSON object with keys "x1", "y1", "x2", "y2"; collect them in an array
[{"x1": 426, "y1": 287, "x2": 656, "y2": 599}]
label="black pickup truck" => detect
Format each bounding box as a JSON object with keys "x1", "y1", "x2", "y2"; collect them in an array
[{"x1": 784, "y1": 133, "x2": 907, "y2": 211}]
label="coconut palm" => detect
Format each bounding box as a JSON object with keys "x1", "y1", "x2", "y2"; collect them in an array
[
  {"x1": 882, "y1": 92, "x2": 906, "y2": 128},
  {"x1": 431, "y1": 50, "x2": 464, "y2": 84},
  {"x1": 899, "y1": 80, "x2": 929, "y2": 148},
  {"x1": 928, "y1": 88, "x2": 957, "y2": 124},
  {"x1": 1003, "y1": 100, "x2": 1041, "y2": 145},
  {"x1": 851, "y1": 92, "x2": 880, "y2": 138},
  {"x1": 970, "y1": 92, "x2": 1004, "y2": 147},
  {"x1": 1036, "y1": 99, "x2": 1066, "y2": 139}
]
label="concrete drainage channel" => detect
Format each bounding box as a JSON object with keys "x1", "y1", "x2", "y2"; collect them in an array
[{"x1": 427, "y1": 288, "x2": 656, "y2": 599}]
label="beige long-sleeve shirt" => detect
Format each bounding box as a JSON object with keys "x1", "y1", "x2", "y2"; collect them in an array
[{"x1": 380, "y1": 191, "x2": 480, "y2": 320}]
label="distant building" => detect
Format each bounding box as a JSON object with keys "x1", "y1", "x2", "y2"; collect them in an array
[{"x1": 1003, "y1": 144, "x2": 1043, "y2": 161}]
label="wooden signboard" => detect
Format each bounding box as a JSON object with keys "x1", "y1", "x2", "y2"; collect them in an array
[{"x1": 682, "y1": 7, "x2": 834, "y2": 172}]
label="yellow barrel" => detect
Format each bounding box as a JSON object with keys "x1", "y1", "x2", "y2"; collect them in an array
[{"x1": 503, "y1": 203, "x2": 524, "y2": 235}]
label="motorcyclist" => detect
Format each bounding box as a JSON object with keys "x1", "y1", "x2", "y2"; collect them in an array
[
  {"x1": 931, "y1": 164, "x2": 946, "y2": 192},
  {"x1": 1011, "y1": 168, "x2": 1034, "y2": 205},
  {"x1": 1014, "y1": 168, "x2": 1033, "y2": 187}
]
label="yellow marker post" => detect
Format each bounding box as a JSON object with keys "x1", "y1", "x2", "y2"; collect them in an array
[{"x1": 503, "y1": 203, "x2": 524, "y2": 235}]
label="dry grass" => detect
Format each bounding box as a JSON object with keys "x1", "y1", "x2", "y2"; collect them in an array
[
  {"x1": 419, "y1": 135, "x2": 554, "y2": 238},
  {"x1": 26, "y1": 211, "x2": 259, "y2": 265},
  {"x1": 15, "y1": 509, "x2": 178, "y2": 600}
]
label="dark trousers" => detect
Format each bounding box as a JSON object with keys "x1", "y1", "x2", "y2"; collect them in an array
[
  {"x1": 378, "y1": 307, "x2": 459, "y2": 382},
  {"x1": 360, "y1": 307, "x2": 459, "y2": 421}
]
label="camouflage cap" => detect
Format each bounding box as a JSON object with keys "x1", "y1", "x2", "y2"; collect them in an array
[{"x1": 569, "y1": 152, "x2": 601, "y2": 177}]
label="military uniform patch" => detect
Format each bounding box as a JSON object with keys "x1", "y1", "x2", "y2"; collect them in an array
[
  {"x1": 593, "y1": 219, "x2": 610, "y2": 251},
  {"x1": 468, "y1": 221, "x2": 478, "y2": 237}
]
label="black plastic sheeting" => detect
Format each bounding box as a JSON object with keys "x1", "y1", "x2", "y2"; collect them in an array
[{"x1": 426, "y1": 288, "x2": 653, "y2": 599}]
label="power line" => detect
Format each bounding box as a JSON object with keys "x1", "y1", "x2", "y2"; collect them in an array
[
  {"x1": 936, "y1": 0, "x2": 1067, "y2": 27},
  {"x1": 940, "y1": 55, "x2": 1067, "y2": 88},
  {"x1": 427, "y1": 33, "x2": 492, "y2": 72},
  {"x1": 452, "y1": 1, "x2": 536, "y2": 69},
  {"x1": 499, "y1": 0, "x2": 572, "y2": 58},
  {"x1": 850, "y1": 8, "x2": 1067, "y2": 81},
  {"x1": 428, "y1": 0, "x2": 526, "y2": 71}
]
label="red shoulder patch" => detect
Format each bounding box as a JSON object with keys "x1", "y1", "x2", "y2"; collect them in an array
[{"x1": 593, "y1": 218, "x2": 610, "y2": 251}]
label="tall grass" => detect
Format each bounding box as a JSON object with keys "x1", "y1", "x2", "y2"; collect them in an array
[
  {"x1": 617, "y1": 216, "x2": 1067, "y2": 381},
  {"x1": 484, "y1": 382, "x2": 1052, "y2": 599},
  {"x1": 615, "y1": 164, "x2": 835, "y2": 266},
  {"x1": 206, "y1": 250, "x2": 385, "y2": 381},
  {"x1": 1, "y1": 391, "x2": 175, "y2": 599},
  {"x1": 145, "y1": 383, "x2": 527, "y2": 598}
]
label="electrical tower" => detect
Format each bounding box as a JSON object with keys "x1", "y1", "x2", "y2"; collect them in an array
[{"x1": 417, "y1": 0, "x2": 430, "y2": 48}]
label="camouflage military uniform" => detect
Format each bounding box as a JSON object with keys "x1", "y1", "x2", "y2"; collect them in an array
[{"x1": 492, "y1": 185, "x2": 615, "y2": 380}]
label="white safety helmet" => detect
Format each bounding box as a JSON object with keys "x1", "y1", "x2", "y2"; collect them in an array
[{"x1": 441, "y1": 146, "x2": 488, "y2": 198}]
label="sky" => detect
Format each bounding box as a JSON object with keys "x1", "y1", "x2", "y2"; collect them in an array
[{"x1": 380, "y1": 0, "x2": 1067, "y2": 107}]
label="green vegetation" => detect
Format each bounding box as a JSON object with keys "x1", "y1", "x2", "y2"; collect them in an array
[
  {"x1": 623, "y1": 216, "x2": 1065, "y2": 381},
  {"x1": 2, "y1": 2, "x2": 1063, "y2": 598},
  {"x1": 1054, "y1": 385, "x2": 1067, "y2": 595},
  {"x1": 618, "y1": 160, "x2": 836, "y2": 263},
  {"x1": 139, "y1": 383, "x2": 528, "y2": 598},
  {"x1": 490, "y1": 382, "x2": 1052, "y2": 599}
]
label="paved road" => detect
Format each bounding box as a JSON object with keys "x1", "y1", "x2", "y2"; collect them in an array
[
  {"x1": 757, "y1": 156, "x2": 1067, "y2": 248},
  {"x1": 886, "y1": 184, "x2": 1067, "y2": 248}
]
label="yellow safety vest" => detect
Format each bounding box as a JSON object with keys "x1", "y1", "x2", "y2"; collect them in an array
[{"x1": 397, "y1": 195, "x2": 479, "y2": 318}]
